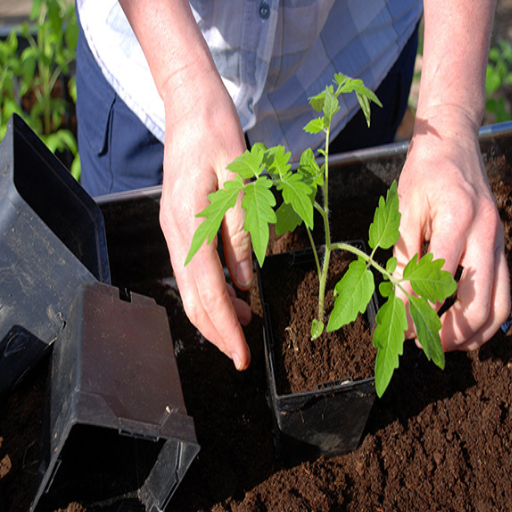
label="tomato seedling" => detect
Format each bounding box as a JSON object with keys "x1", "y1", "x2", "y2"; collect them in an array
[{"x1": 186, "y1": 73, "x2": 456, "y2": 397}]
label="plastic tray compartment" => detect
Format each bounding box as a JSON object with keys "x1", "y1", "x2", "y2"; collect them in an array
[
  {"x1": 0, "y1": 114, "x2": 110, "y2": 392},
  {"x1": 31, "y1": 282, "x2": 200, "y2": 512}
]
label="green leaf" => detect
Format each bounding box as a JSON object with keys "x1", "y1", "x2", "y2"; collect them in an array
[
  {"x1": 242, "y1": 176, "x2": 277, "y2": 266},
  {"x1": 333, "y1": 73, "x2": 382, "y2": 126},
  {"x1": 373, "y1": 292, "x2": 408, "y2": 397},
  {"x1": 322, "y1": 87, "x2": 340, "y2": 126},
  {"x1": 368, "y1": 180, "x2": 401, "y2": 250},
  {"x1": 357, "y1": 93, "x2": 372, "y2": 127},
  {"x1": 379, "y1": 281, "x2": 394, "y2": 298},
  {"x1": 29, "y1": 0, "x2": 44, "y2": 20},
  {"x1": 333, "y1": 72, "x2": 349, "y2": 91},
  {"x1": 403, "y1": 253, "x2": 457, "y2": 303},
  {"x1": 227, "y1": 146, "x2": 265, "y2": 179},
  {"x1": 265, "y1": 145, "x2": 291, "y2": 179},
  {"x1": 275, "y1": 200, "x2": 303, "y2": 235},
  {"x1": 309, "y1": 89, "x2": 328, "y2": 112},
  {"x1": 185, "y1": 176, "x2": 245, "y2": 265},
  {"x1": 386, "y1": 256, "x2": 398, "y2": 274},
  {"x1": 277, "y1": 172, "x2": 315, "y2": 229},
  {"x1": 409, "y1": 296, "x2": 445, "y2": 369},
  {"x1": 298, "y1": 147, "x2": 323, "y2": 186},
  {"x1": 304, "y1": 117, "x2": 325, "y2": 135},
  {"x1": 70, "y1": 154, "x2": 81, "y2": 182},
  {"x1": 311, "y1": 318, "x2": 324, "y2": 340},
  {"x1": 327, "y1": 257, "x2": 375, "y2": 332}
]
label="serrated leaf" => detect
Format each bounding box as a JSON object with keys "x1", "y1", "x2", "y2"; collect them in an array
[
  {"x1": 333, "y1": 74, "x2": 382, "y2": 126},
  {"x1": 357, "y1": 93, "x2": 372, "y2": 127},
  {"x1": 333, "y1": 72, "x2": 349, "y2": 90},
  {"x1": 323, "y1": 87, "x2": 340, "y2": 125},
  {"x1": 227, "y1": 146, "x2": 265, "y2": 179},
  {"x1": 275, "y1": 201, "x2": 303, "y2": 235},
  {"x1": 373, "y1": 292, "x2": 408, "y2": 397},
  {"x1": 185, "y1": 176, "x2": 245, "y2": 265},
  {"x1": 242, "y1": 177, "x2": 277, "y2": 267},
  {"x1": 304, "y1": 117, "x2": 325, "y2": 134},
  {"x1": 338, "y1": 77, "x2": 383, "y2": 107},
  {"x1": 369, "y1": 180, "x2": 401, "y2": 250},
  {"x1": 403, "y1": 253, "x2": 457, "y2": 303},
  {"x1": 327, "y1": 258, "x2": 375, "y2": 332},
  {"x1": 277, "y1": 172, "x2": 315, "y2": 229},
  {"x1": 311, "y1": 319, "x2": 324, "y2": 340},
  {"x1": 265, "y1": 145, "x2": 291, "y2": 179},
  {"x1": 298, "y1": 148, "x2": 323, "y2": 186},
  {"x1": 309, "y1": 88, "x2": 328, "y2": 112},
  {"x1": 409, "y1": 296, "x2": 445, "y2": 369}
]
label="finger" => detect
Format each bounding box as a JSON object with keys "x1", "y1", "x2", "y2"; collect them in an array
[
  {"x1": 221, "y1": 184, "x2": 254, "y2": 291},
  {"x1": 226, "y1": 283, "x2": 252, "y2": 326},
  {"x1": 441, "y1": 248, "x2": 510, "y2": 351},
  {"x1": 176, "y1": 245, "x2": 251, "y2": 370},
  {"x1": 393, "y1": 191, "x2": 423, "y2": 338},
  {"x1": 162, "y1": 195, "x2": 252, "y2": 370},
  {"x1": 437, "y1": 221, "x2": 495, "y2": 350}
]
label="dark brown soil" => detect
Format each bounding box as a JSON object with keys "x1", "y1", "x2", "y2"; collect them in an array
[
  {"x1": 1, "y1": 153, "x2": 512, "y2": 512},
  {"x1": 260, "y1": 249, "x2": 376, "y2": 395}
]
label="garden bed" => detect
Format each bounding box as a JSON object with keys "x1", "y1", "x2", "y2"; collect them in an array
[{"x1": 1, "y1": 124, "x2": 512, "y2": 511}]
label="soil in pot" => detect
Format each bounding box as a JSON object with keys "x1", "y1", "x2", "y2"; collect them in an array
[{"x1": 261, "y1": 248, "x2": 376, "y2": 395}]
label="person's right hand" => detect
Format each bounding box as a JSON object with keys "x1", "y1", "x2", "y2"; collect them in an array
[
  {"x1": 117, "y1": 0, "x2": 255, "y2": 370},
  {"x1": 159, "y1": 66, "x2": 254, "y2": 371}
]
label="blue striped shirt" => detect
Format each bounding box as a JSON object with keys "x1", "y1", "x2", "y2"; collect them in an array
[{"x1": 78, "y1": 0, "x2": 422, "y2": 160}]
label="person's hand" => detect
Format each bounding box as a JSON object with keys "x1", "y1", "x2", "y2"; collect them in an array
[
  {"x1": 116, "y1": 0, "x2": 254, "y2": 369},
  {"x1": 159, "y1": 68, "x2": 253, "y2": 371},
  {"x1": 394, "y1": 109, "x2": 510, "y2": 352}
]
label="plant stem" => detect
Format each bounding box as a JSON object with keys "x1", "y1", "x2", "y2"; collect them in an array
[
  {"x1": 306, "y1": 226, "x2": 321, "y2": 278},
  {"x1": 315, "y1": 125, "x2": 332, "y2": 325},
  {"x1": 331, "y1": 241, "x2": 410, "y2": 296},
  {"x1": 317, "y1": 246, "x2": 331, "y2": 322}
]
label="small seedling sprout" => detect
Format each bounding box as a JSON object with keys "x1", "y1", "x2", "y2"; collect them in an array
[{"x1": 186, "y1": 73, "x2": 457, "y2": 397}]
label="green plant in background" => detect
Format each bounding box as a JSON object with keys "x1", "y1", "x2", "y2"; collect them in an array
[
  {"x1": 485, "y1": 39, "x2": 512, "y2": 124},
  {"x1": 186, "y1": 73, "x2": 457, "y2": 397},
  {"x1": 0, "y1": 0, "x2": 80, "y2": 180}
]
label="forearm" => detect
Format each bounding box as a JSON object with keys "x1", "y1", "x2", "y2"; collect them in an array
[
  {"x1": 416, "y1": 0, "x2": 496, "y2": 132},
  {"x1": 118, "y1": 0, "x2": 222, "y2": 121}
]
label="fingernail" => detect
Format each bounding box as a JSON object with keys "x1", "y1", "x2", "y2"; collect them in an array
[
  {"x1": 236, "y1": 259, "x2": 253, "y2": 288},
  {"x1": 232, "y1": 352, "x2": 242, "y2": 371}
]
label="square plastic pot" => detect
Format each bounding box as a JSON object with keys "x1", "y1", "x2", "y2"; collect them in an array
[
  {"x1": 31, "y1": 281, "x2": 199, "y2": 512},
  {"x1": 257, "y1": 242, "x2": 378, "y2": 466},
  {"x1": 0, "y1": 114, "x2": 110, "y2": 392}
]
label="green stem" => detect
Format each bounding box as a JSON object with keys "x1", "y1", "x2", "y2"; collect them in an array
[
  {"x1": 317, "y1": 246, "x2": 331, "y2": 322},
  {"x1": 331, "y1": 241, "x2": 411, "y2": 297},
  {"x1": 315, "y1": 125, "x2": 331, "y2": 325},
  {"x1": 305, "y1": 226, "x2": 321, "y2": 279}
]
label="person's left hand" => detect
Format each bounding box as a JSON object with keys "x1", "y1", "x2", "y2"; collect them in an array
[{"x1": 394, "y1": 110, "x2": 510, "y2": 352}]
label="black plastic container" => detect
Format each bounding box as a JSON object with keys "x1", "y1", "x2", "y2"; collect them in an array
[
  {"x1": 257, "y1": 243, "x2": 378, "y2": 466},
  {"x1": 31, "y1": 282, "x2": 200, "y2": 512},
  {"x1": 0, "y1": 115, "x2": 110, "y2": 392}
]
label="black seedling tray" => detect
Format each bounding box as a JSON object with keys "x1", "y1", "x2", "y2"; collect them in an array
[
  {"x1": 0, "y1": 115, "x2": 110, "y2": 392},
  {"x1": 31, "y1": 282, "x2": 200, "y2": 512}
]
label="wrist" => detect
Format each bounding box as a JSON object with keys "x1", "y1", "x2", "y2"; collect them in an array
[{"x1": 412, "y1": 103, "x2": 481, "y2": 145}]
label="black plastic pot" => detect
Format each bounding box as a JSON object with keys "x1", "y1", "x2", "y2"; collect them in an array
[
  {"x1": 257, "y1": 243, "x2": 378, "y2": 466},
  {"x1": 0, "y1": 114, "x2": 110, "y2": 393},
  {"x1": 31, "y1": 281, "x2": 200, "y2": 512}
]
